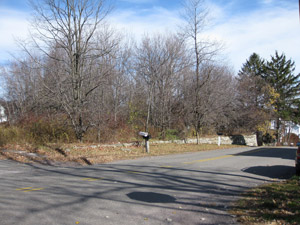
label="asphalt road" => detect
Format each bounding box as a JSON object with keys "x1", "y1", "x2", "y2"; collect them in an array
[{"x1": 0, "y1": 146, "x2": 296, "y2": 225}]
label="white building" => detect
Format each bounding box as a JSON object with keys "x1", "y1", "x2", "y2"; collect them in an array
[
  {"x1": 270, "y1": 119, "x2": 300, "y2": 137},
  {"x1": 284, "y1": 121, "x2": 300, "y2": 137}
]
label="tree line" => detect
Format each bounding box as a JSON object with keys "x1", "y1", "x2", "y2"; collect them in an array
[{"x1": 1, "y1": 0, "x2": 299, "y2": 144}]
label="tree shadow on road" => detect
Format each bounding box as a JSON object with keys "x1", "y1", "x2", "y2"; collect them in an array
[
  {"x1": 242, "y1": 165, "x2": 295, "y2": 179},
  {"x1": 235, "y1": 147, "x2": 295, "y2": 160},
  {"x1": 127, "y1": 192, "x2": 176, "y2": 203},
  {"x1": 235, "y1": 147, "x2": 296, "y2": 179},
  {"x1": 0, "y1": 161, "x2": 258, "y2": 224}
]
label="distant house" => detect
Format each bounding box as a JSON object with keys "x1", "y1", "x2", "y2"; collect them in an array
[
  {"x1": 284, "y1": 122, "x2": 300, "y2": 137},
  {"x1": 270, "y1": 119, "x2": 300, "y2": 141},
  {"x1": 0, "y1": 105, "x2": 7, "y2": 123}
]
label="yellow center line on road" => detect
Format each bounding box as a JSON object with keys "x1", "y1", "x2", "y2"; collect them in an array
[
  {"x1": 81, "y1": 178, "x2": 102, "y2": 181},
  {"x1": 126, "y1": 171, "x2": 142, "y2": 174},
  {"x1": 23, "y1": 188, "x2": 44, "y2": 192},
  {"x1": 16, "y1": 187, "x2": 44, "y2": 192},
  {"x1": 16, "y1": 187, "x2": 33, "y2": 191},
  {"x1": 183, "y1": 155, "x2": 234, "y2": 164}
]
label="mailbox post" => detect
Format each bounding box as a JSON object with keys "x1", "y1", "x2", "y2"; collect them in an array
[
  {"x1": 139, "y1": 132, "x2": 151, "y2": 153},
  {"x1": 217, "y1": 132, "x2": 223, "y2": 146}
]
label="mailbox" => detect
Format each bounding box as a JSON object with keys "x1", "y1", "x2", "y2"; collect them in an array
[
  {"x1": 139, "y1": 131, "x2": 151, "y2": 153},
  {"x1": 139, "y1": 131, "x2": 151, "y2": 140}
]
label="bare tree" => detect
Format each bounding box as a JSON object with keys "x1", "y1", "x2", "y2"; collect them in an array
[
  {"x1": 183, "y1": 64, "x2": 236, "y2": 136},
  {"x1": 89, "y1": 35, "x2": 133, "y2": 142},
  {"x1": 1, "y1": 57, "x2": 44, "y2": 122},
  {"x1": 181, "y1": 0, "x2": 221, "y2": 143},
  {"x1": 154, "y1": 35, "x2": 188, "y2": 138},
  {"x1": 23, "y1": 0, "x2": 114, "y2": 141},
  {"x1": 134, "y1": 34, "x2": 167, "y2": 132},
  {"x1": 134, "y1": 33, "x2": 188, "y2": 136}
]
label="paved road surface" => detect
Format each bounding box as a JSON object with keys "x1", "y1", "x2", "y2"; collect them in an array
[{"x1": 0, "y1": 146, "x2": 296, "y2": 225}]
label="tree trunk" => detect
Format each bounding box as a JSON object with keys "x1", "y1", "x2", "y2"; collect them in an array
[
  {"x1": 196, "y1": 130, "x2": 200, "y2": 145},
  {"x1": 256, "y1": 131, "x2": 263, "y2": 146},
  {"x1": 276, "y1": 118, "x2": 281, "y2": 145},
  {"x1": 97, "y1": 127, "x2": 101, "y2": 143}
]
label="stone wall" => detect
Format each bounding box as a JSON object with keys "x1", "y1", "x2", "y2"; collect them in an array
[
  {"x1": 74, "y1": 134, "x2": 258, "y2": 149},
  {"x1": 151, "y1": 134, "x2": 257, "y2": 147}
]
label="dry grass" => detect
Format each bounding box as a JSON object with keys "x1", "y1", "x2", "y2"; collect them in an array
[
  {"x1": 0, "y1": 142, "x2": 242, "y2": 165},
  {"x1": 230, "y1": 177, "x2": 300, "y2": 225}
]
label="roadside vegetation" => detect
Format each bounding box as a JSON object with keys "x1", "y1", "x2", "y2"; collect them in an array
[
  {"x1": 0, "y1": 0, "x2": 298, "y2": 170},
  {"x1": 0, "y1": 0, "x2": 299, "y2": 150},
  {"x1": 0, "y1": 142, "x2": 241, "y2": 165},
  {"x1": 0, "y1": 116, "x2": 245, "y2": 165},
  {"x1": 231, "y1": 176, "x2": 300, "y2": 225}
]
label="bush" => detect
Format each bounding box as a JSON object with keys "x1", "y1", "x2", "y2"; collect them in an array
[
  {"x1": 159, "y1": 129, "x2": 179, "y2": 140},
  {"x1": 24, "y1": 118, "x2": 75, "y2": 144},
  {"x1": 262, "y1": 132, "x2": 276, "y2": 145},
  {"x1": 0, "y1": 117, "x2": 76, "y2": 146},
  {"x1": 0, "y1": 126, "x2": 23, "y2": 146},
  {"x1": 84, "y1": 119, "x2": 138, "y2": 143}
]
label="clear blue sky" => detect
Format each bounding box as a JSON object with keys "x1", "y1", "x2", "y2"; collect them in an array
[
  {"x1": 0, "y1": 0, "x2": 299, "y2": 74},
  {"x1": 0, "y1": 0, "x2": 295, "y2": 12}
]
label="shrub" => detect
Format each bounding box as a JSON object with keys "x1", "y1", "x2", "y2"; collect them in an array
[
  {"x1": 0, "y1": 116, "x2": 76, "y2": 146},
  {"x1": 24, "y1": 118, "x2": 75, "y2": 144},
  {"x1": 0, "y1": 126, "x2": 23, "y2": 146},
  {"x1": 159, "y1": 129, "x2": 179, "y2": 140},
  {"x1": 262, "y1": 131, "x2": 276, "y2": 145}
]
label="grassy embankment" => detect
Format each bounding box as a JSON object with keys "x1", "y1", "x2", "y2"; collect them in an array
[
  {"x1": 231, "y1": 176, "x2": 300, "y2": 225},
  {"x1": 0, "y1": 142, "x2": 241, "y2": 165},
  {"x1": 0, "y1": 121, "x2": 245, "y2": 165}
]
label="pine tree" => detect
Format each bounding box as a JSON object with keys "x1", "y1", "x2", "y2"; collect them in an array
[
  {"x1": 238, "y1": 53, "x2": 265, "y2": 78},
  {"x1": 263, "y1": 51, "x2": 300, "y2": 142},
  {"x1": 237, "y1": 53, "x2": 274, "y2": 145},
  {"x1": 238, "y1": 53, "x2": 267, "y2": 108}
]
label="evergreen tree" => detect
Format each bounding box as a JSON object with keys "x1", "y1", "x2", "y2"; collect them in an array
[
  {"x1": 238, "y1": 53, "x2": 265, "y2": 78},
  {"x1": 263, "y1": 51, "x2": 300, "y2": 141},
  {"x1": 238, "y1": 53, "x2": 268, "y2": 108},
  {"x1": 237, "y1": 53, "x2": 275, "y2": 145}
]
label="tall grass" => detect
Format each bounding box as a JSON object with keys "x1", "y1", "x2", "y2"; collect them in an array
[
  {"x1": 0, "y1": 118, "x2": 76, "y2": 146},
  {"x1": 0, "y1": 126, "x2": 23, "y2": 146}
]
